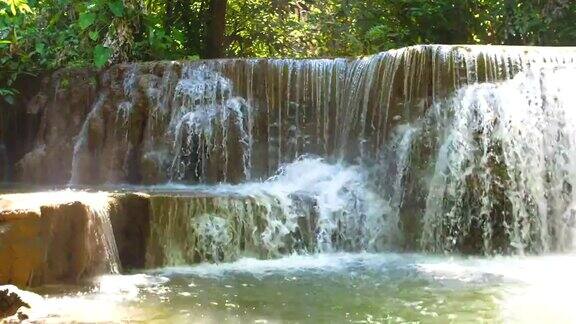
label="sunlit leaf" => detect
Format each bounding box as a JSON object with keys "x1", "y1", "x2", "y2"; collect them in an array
[
  {"x1": 88, "y1": 30, "x2": 99, "y2": 41},
  {"x1": 2, "y1": 0, "x2": 31, "y2": 15},
  {"x1": 93, "y1": 44, "x2": 110, "y2": 68},
  {"x1": 18, "y1": 3, "x2": 30, "y2": 13},
  {"x1": 79, "y1": 12, "x2": 96, "y2": 30}
]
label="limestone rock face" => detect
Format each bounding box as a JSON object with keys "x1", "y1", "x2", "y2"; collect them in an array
[
  {"x1": 109, "y1": 193, "x2": 151, "y2": 269},
  {"x1": 38, "y1": 202, "x2": 112, "y2": 284},
  {"x1": 0, "y1": 210, "x2": 43, "y2": 287},
  {"x1": 0, "y1": 191, "x2": 155, "y2": 287},
  {"x1": 0, "y1": 192, "x2": 120, "y2": 286},
  {"x1": 16, "y1": 69, "x2": 97, "y2": 184}
]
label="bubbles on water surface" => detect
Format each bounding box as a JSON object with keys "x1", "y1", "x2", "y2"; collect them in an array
[{"x1": 22, "y1": 253, "x2": 576, "y2": 323}]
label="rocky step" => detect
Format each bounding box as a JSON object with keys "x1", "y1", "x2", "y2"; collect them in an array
[{"x1": 0, "y1": 190, "x2": 318, "y2": 287}]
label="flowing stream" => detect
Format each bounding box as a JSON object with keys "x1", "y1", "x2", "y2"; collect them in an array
[{"x1": 2, "y1": 45, "x2": 576, "y2": 322}]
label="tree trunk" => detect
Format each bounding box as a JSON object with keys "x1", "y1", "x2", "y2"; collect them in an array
[
  {"x1": 204, "y1": 0, "x2": 227, "y2": 58},
  {"x1": 164, "y1": 0, "x2": 174, "y2": 32}
]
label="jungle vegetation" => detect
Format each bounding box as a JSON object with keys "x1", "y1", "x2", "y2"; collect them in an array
[{"x1": 1, "y1": 0, "x2": 575, "y2": 104}]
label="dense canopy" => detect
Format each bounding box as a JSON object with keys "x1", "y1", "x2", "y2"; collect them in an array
[{"x1": 1, "y1": 0, "x2": 575, "y2": 104}]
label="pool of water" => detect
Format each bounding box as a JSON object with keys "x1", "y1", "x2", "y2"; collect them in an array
[{"x1": 24, "y1": 253, "x2": 576, "y2": 323}]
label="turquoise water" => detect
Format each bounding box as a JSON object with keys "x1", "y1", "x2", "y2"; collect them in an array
[{"x1": 27, "y1": 253, "x2": 576, "y2": 323}]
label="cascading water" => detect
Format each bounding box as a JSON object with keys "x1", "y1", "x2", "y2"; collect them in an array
[
  {"x1": 87, "y1": 196, "x2": 122, "y2": 274},
  {"x1": 146, "y1": 157, "x2": 392, "y2": 265},
  {"x1": 420, "y1": 67, "x2": 576, "y2": 254},
  {"x1": 22, "y1": 45, "x2": 573, "y2": 186},
  {"x1": 7, "y1": 45, "x2": 576, "y2": 261},
  {"x1": 169, "y1": 66, "x2": 252, "y2": 182}
]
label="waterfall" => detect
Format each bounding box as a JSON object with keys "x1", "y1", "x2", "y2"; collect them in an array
[
  {"x1": 168, "y1": 65, "x2": 252, "y2": 182},
  {"x1": 372, "y1": 124, "x2": 417, "y2": 246},
  {"x1": 43, "y1": 191, "x2": 122, "y2": 275},
  {"x1": 22, "y1": 45, "x2": 573, "y2": 186},
  {"x1": 146, "y1": 157, "x2": 392, "y2": 265},
  {"x1": 86, "y1": 196, "x2": 122, "y2": 274},
  {"x1": 420, "y1": 67, "x2": 576, "y2": 254},
  {"x1": 11, "y1": 45, "x2": 576, "y2": 257}
]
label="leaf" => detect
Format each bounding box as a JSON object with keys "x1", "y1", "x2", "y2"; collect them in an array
[
  {"x1": 93, "y1": 44, "x2": 110, "y2": 68},
  {"x1": 18, "y1": 2, "x2": 31, "y2": 13},
  {"x1": 35, "y1": 42, "x2": 45, "y2": 55},
  {"x1": 107, "y1": 0, "x2": 124, "y2": 17},
  {"x1": 88, "y1": 30, "x2": 99, "y2": 41},
  {"x1": 3, "y1": 0, "x2": 32, "y2": 14},
  {"x1": 48, "y1": 12, "x2": 61, "y2": 27},
  {"x1": 79, "y1": 12, "x2": 96, "y2": 30},
  {"x1": 0, "y1": 87, "x2": 17, "y2": 96}
]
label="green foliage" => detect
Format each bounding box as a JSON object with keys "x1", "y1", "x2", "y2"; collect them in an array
[
  {"x1": 93, "y1": 45, "x2": 111, "y2": 68},
  {"x1": 79, "y1": 12, "x2": 96, "y2": 30},
  {"x1": 108, "y1": 0, "x2": 124, "y2": 17},
  {"x1": 223, "y1": 0, "x2": 576, "y2": 57},
  {"x1": 1, "y1": 0, "x2": 575, "y2": 105},
  {"x1": 2, "y1": 0, "x2": 31, "y2": 15}
]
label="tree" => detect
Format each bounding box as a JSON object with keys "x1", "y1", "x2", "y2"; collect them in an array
[
  {"x1": 2, "y1": 0, "x2": 576, "y2": 105},
  {"x1": 204, "y1": 0, "x2": 227, "y2": 58}
]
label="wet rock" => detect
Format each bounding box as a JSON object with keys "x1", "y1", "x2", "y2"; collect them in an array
[
  {"x1": 109, "y1": 193, "x2": 151, "y2": 269},
  {"x1": 0, "y1": 285, "x2": 40, "y2": 321},
  {"x1": 25, "y1": 93, "x2": 47, "y2": 115},
  {"x1": 288, "y1": 191, "x2": 319, "y2": 251},
  {"x1": 39, "y1": 202, "x2": 107, "y2": 284},
  {"x1": 145, "y1": 194, "x2": 310, "y2": 266},
  {"x1": 0, "y1": 209, "x2": 44, "y2": 286},
  {"x1": 0, "y1": 192, "x2": 120, "y2": 286},
  {"x1": 140, "y1": 151, "x2": 168, "y2": 183},
  {"x1": 16, "y1": 69, "x2": 98, "y2": 184}
]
